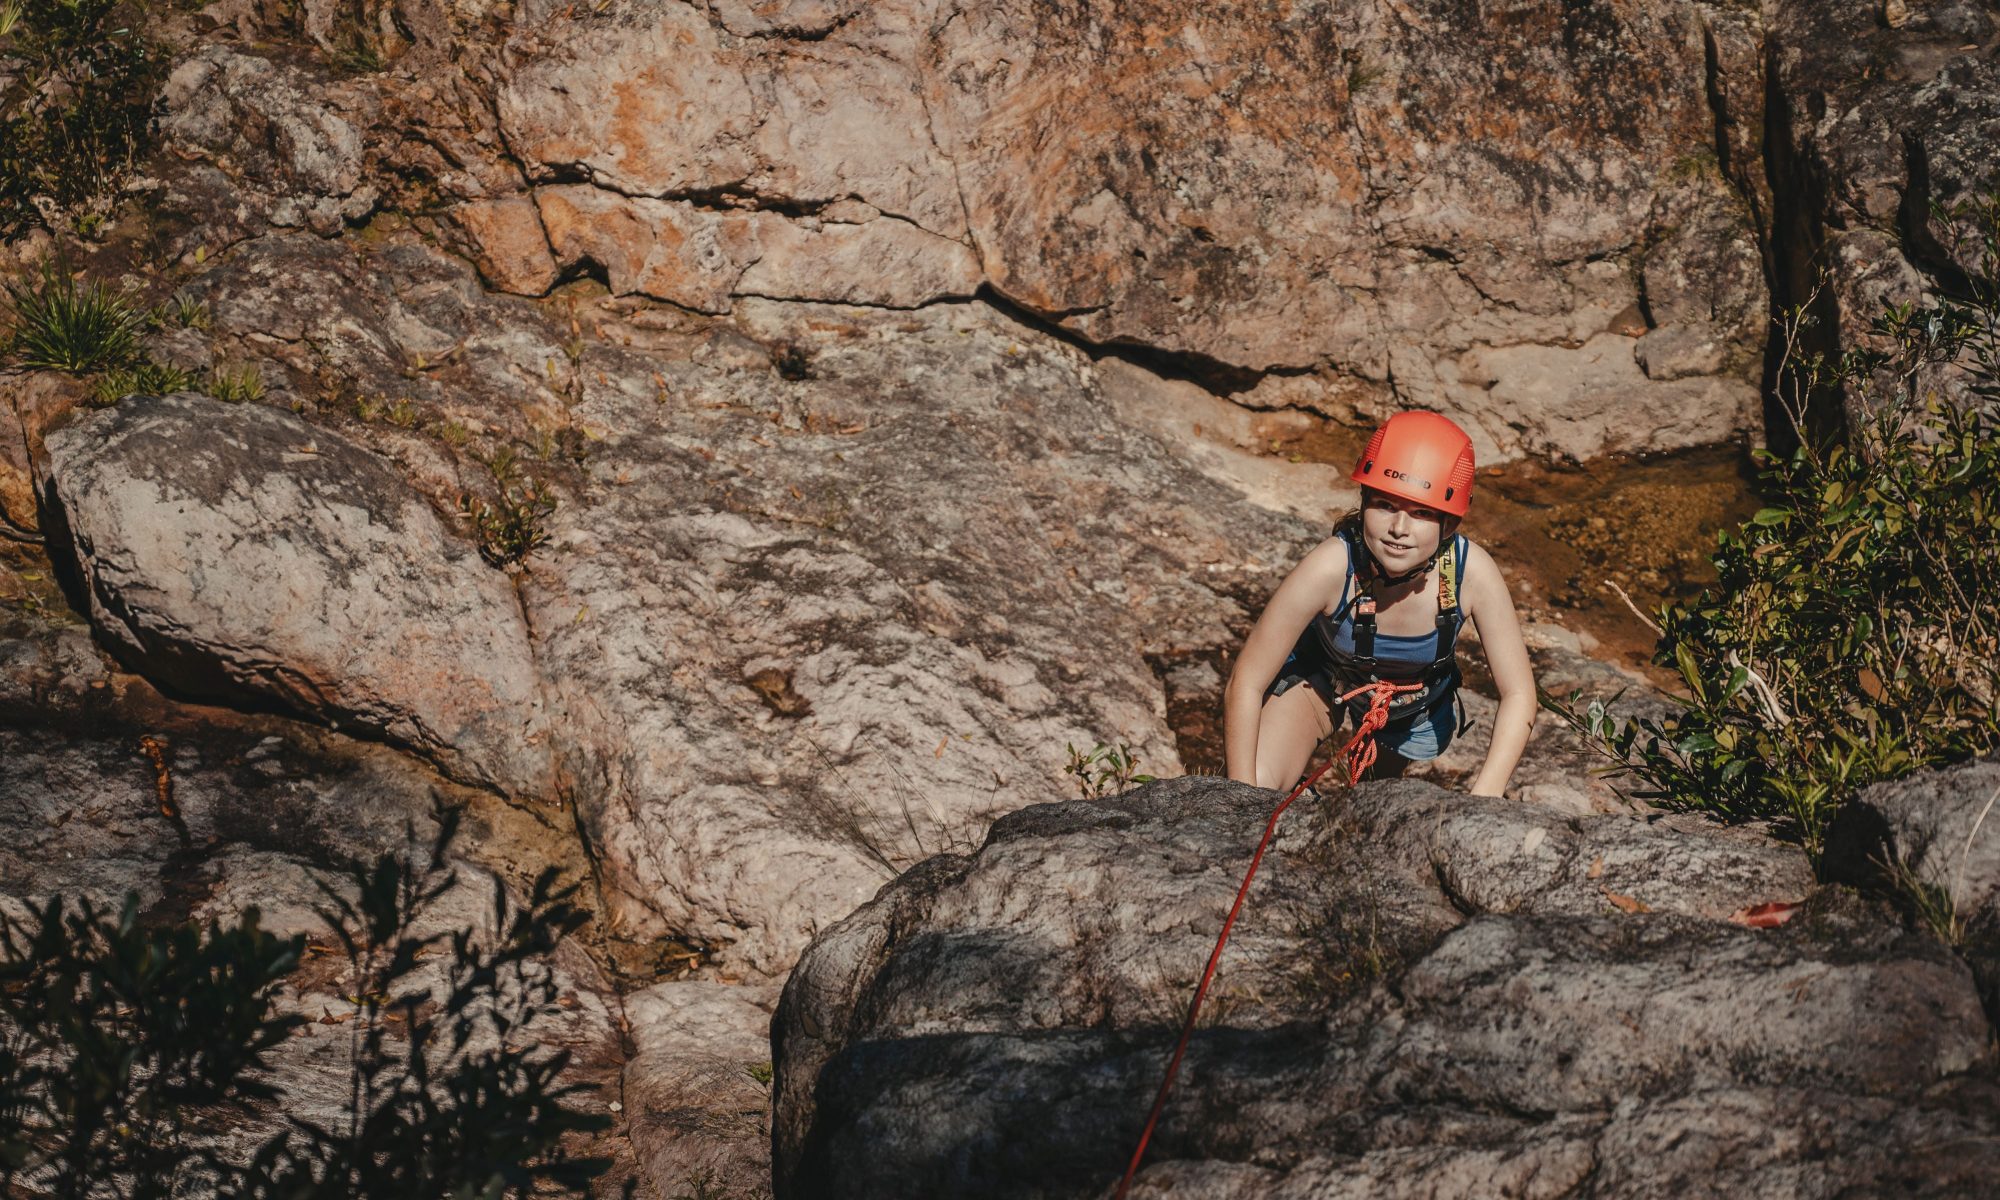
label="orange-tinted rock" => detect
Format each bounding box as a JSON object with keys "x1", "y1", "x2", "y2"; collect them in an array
[
  {"x1": 486, "y1": 0, "x2": 1768, "y2": 460},
  {"x1": 445, "y1": 197, "x2": 559, "y2": 295}
]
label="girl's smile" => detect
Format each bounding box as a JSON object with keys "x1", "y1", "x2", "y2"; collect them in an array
[{"x1": 1359, "y1": 489, "x2": 1448, "y2": 574}]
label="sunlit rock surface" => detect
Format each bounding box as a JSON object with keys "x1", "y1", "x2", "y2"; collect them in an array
[{"x1": 37, "y1": 392, "x2": 554, "y2": 799}]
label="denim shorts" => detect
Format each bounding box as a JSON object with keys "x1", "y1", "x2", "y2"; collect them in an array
[{"x1": 1264, "y1": 651, "x2": 1459, "y2": 762}]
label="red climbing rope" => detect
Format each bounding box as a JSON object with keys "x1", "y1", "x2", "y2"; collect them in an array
[{"x1": 1112, "y1": 678, "x2": 1421, "y2": 1199}]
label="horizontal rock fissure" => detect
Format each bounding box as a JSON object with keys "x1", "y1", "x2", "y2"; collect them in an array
[{"x1": 969, "y1": 283, "x2": 1272, "y2": 397}]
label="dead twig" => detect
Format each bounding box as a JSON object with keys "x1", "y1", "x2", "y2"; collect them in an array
[{"x1": 1602, "y1": 579, "x2": 1664, "y2": 636}]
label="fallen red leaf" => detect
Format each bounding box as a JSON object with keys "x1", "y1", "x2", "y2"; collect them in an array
[{"x1": 1729, "y1": 901, "x2": 1801, "y2": 929}]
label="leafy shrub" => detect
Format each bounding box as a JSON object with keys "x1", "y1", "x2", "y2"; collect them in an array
[
  {"x1": 0, "y1": 895, "x2": 304, "y2": 1196},
  {"x1": 1546, "y1": 195, "x2": 2000, "y2": 855},
  {"x1": 0, "y1": 811, "x2": 617, "y2": 1197},
  {"x1": 459, "y1": 445, "x2": 558, "y2": 568},
  {"x1": 0, "y1": 0, "x2": 169, "y2": 234}
]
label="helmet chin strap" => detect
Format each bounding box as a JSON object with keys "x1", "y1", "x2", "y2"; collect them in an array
[{"x1": 1359, "y1": 540, "x2": 1442, "y2": 588}]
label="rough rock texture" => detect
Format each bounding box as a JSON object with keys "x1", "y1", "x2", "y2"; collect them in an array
[
  {"x1": 483, "y1": 0, "x2": 1769, "y2": 461},
  {"x1": 157, "y1": 45, "x2": 382, "y2": 238},
  {"x1": 36, "y1": 392, "x2": 552, "y2": 798},
  {"x1": 134, "y1": 1, "x2": 1779, "y2": 462},
  {"x1": 522, "y1": 293, "x2": 1305, "y2": 975},
  {"x1": 1760, "y1": 0, "x2": 2000, "y2": 428},
  {"x1": 1825, "y1": 756, "x2": 2000, "y2": 1012},
  {"x1": 773, "y1": 777, "x2": 1994, "y2": 1198},
  {"x1": 107, "y1": 225, "x2": 1316, "y2": 977},
  {"x1": 623, "y1": 981, "x2": 781, "y2": 1199}
]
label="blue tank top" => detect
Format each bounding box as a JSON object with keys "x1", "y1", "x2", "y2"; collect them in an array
[{"x1": 1309, "y1": 531, "x2": 1469, "y2": 682}]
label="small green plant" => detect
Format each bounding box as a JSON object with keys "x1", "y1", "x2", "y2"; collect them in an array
[
  {"x1": 434, "y1": 418, "x2": 471, "y2": 448},
  {"x1": 1545, "y1": 193, "x2": 2000, "y2": 855},
  {"x1": 745, "y1": 1061, "x2": 773, "y2": 1086},
  {"x1": 164, "y1": 293, "x2": 210, "y2": 330},
  {"x1": 204, "y1": 361, "x2": 264, "y2": 403},
  {"x1": 89, "y1": 359, "x2": 196, "y2": 405},
  {"x1": 459, "y1": 445, "x2": 557, "y2": 568},
  {"x1": 3, "y1": 261, "x2": 145, "y2": 373},
  {"x1": 1345, "y1": 56, "x2": 1384, "y2": 96},
  {"x1": 1879, "y1": 851, "x2": 1965, "y2": 948},
  {"x1": 1062, "y1": 741, "x2": 1156, "y2": 801},
  {"x1": 354, "y1": 395, "x2": 384, "y2": 422},
  {"x1": 385, "y1": 397, "x2": 417, "y2": 427}
]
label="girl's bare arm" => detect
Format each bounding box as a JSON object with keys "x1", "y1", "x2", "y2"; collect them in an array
[
  {"x1": 1223, "y1": 537, "x2": 1349, "y2": 784},
  {"x1": 1461, "y1": 543, "x2": 1535, "y2": 797}
]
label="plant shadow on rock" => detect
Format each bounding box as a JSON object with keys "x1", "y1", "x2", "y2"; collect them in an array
[{"x1": 0, "y1": 806, "x2": 624, "y2": 1198}]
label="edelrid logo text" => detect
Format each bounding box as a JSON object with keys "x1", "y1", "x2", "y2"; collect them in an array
[{"x1": 1382, "y1": 468, "x2": 1432, "y2": 489}]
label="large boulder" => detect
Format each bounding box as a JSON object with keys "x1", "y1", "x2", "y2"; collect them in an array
[
  {"x1": 35, "y1": 391, "x2": 553, "y2": 799},
  {"x1": 773, "y1": 777, "x2": 1994, "y2": 1198}
]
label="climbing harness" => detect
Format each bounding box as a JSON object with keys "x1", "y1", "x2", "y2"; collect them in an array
[
  {"x1": 1294, "y1": 529, "x2": 1469, "y2": 738},
  {"x1": 1112, "y1": 677, "x2": 1421, "y2": 1199}
]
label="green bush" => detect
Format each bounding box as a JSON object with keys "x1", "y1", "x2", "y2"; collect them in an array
[
  {"x1": 0, "y1": 811, "x2": 617, "y2": 1197},
  {"x1": 1546, "y1": 195, "x2": 2000, "y2": 855},
  {"x1": 0, "y1": 0, "x2": 168, "y2": 235},
  {"x1": 88, "y1": 357, "x2": 196, "y2": 405},
  {"x1": 0, "y1": 895, "x2": 304, "y2": 1195},
  {"x1": 205, "y1": 361, "x2": 264, "y2": 404}
]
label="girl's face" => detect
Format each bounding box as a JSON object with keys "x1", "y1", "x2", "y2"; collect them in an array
[{"x1": 1359, "y1": 488, "x2": 1451, "y2": 576}]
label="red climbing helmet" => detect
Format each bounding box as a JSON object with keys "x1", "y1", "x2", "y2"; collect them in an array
[{"x1": 1349, "y1": 411, "x2": 1476, "y2": 518}]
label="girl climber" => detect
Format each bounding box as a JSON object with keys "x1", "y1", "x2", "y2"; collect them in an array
[{"x1": 1223, "y1": 411, "x2": 1536, "y2": 797}]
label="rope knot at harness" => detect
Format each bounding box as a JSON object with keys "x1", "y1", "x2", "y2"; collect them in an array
[
  {"x1": 1336, "y1": 678, "x2": 1423, "y2": 787},
  {"x1": 1111, "y1": 677, "x2": 1422, "y2": 1198}
]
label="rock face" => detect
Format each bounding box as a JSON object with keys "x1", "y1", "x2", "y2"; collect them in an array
[
  {"x1": 1760, "y1": 1, "x2": 2000, "y2": 429},
  {"x1": 1825, "y1": 756, "x2": 2000, "y2": 1013},
  {"x1": 26, "y1": 226, "x2": 1321, "y2": 978},
  {"x1": 479, "y1": 0, "x2": 1770, "y2": 461},
  {"x1": 519, "y1": 294, "x2": 1305, "y2": 975},
  {"x1": 129, "y1": 1, "x2": 1780, "y2": 463},
  {"x1": 772, "y1": 777, "x2": 1996, "y2": 1198},
  {"x1": 36, "y1": 392, "x2": 552, "y2": 798}
]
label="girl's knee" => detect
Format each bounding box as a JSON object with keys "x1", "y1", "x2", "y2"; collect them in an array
[{"x1": 1252, "y1": 761, "x2": 1297, "y2": 791}]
